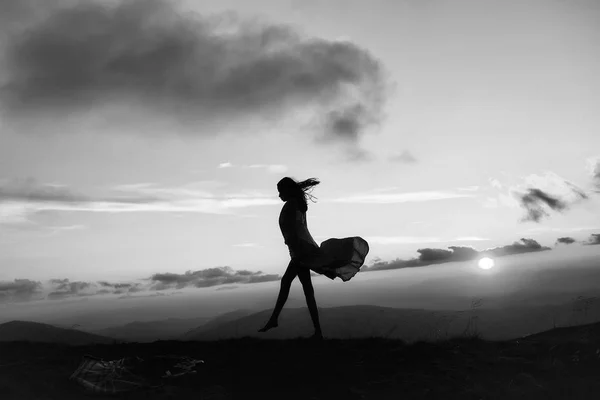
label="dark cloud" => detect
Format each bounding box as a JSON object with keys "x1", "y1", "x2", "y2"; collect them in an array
[
  {"x1": 389, "y1": 150, "x2": 417, "y2": 164},
  {"x1": 234, "y1": 270, "x2": 260, "y2": 276},
  {"x1": 364, "y1": 239, "x2": 551, "y2": 272},
  {"x1": 46, "y1": 278, "x2": 94, "y2": 300},
  {"x1": 584, "y1": 233, "x2": 600, "y2": 246},
  {"x1": 517, "y1": 189, "x2": 568, "y2": 222},
  {"x1": 150, "y1": 266, "x2": 280, "y2": 289},
  {"x1": 556, "y1": 237, "x2": 576, "y2": 245},
  {"x1": 0, "y1": 279, "x2": 43, "y2": 303},
  {"x1": 417, "y1": 248, "x2": 453, "y2": 263},
  {"x1": 516, "y1": 187, "x2": 587, "y2": 223},
  {"x1": 482, "y1": 238, "x2": 551, "y2": 257},
  {"x1": 128, "y1": 285, "x2": 143, "y2": 293},
  {"x1": 96, "y1": 281, "x2": 135, "y2": 289},
  {"x1": 364, "y1": 257, "x2": 421, "y2": 271},
  {"x1": 46, "y1": 278, "x2": 141, "y2": 299},
  {"x1": 0, "y1": 0, "x2": 388, "y2": 147},
  {"x1": 49, "y1": 278, "x2": 69, "y2": 285},
  {"x1": 446, "y1": 246, "x2": 479, "y2": 260}
]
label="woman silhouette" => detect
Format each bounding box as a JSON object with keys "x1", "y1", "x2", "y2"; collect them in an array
[{"x1": 258, "y1": 177, "x2": 369, "y2": 340}]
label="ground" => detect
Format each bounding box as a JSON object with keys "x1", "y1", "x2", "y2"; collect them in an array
[{"x1": 1, "y1": 322, "x2": 600, "y2": 399}]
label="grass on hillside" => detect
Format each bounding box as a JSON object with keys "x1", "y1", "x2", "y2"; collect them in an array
[
  {"x1": 1, "y1": 323, "x2": 600, "y2": 399},
  {"x1": 1, "y1": 296, "x2": 600, "y2": 400}
]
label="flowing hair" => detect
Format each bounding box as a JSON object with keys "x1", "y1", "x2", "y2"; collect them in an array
[{"x1": 277, "y1": 177, "x2": 320, "y2": 212}]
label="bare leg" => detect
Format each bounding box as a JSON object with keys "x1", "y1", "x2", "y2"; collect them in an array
[
  {"x1": 259, "y1": 261, "x2": 298, "y2": 332},
  {"x1": 298, "y1": 267, "x2": 323, "y2": 339}
]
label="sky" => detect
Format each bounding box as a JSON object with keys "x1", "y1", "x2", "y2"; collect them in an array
[{"x1": 1, "y1": 0, "x2": 600, "y2": 307}]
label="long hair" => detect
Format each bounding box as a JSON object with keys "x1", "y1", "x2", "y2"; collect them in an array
[{"x1": 277, "y1": 177, "x2": 320, "y2": 212}]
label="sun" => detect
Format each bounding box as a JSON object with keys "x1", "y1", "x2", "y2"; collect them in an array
[{"x1": 478, "y1": 257, "x2": 495, "y2": 270}]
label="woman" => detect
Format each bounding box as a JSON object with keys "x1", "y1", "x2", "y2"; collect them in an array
[{"x1": 258, "y1": 177, "x2": 369, "y2": 340}]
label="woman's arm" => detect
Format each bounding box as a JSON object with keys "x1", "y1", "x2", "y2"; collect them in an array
[{"x1": 280, "y1": 200, "x2": 301, "y2": 249}]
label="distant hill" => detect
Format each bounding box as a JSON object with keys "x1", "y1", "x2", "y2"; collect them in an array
[
  {"x1": 181, "y1": 309, "x2": 254, "y2": 339},
  {"x1": 183, "y1": 302, "x2": 600, "y2": 342},
  {"x1": 92, "y1": 317, "x2": 211, "y2": 343},
  {"x1": 2, "y1": 319, "x2": 600, "y2": 398},
  {"x1": 184, "y1": 305, "x2": 458, "y2": 342},
  {"x1": 0, "y1": 321, "x2": 116, "y2": 345}
]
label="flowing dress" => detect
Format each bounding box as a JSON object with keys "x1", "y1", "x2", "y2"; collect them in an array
[{"x1": 279, "y1": 199, "x2": 369, "y2": 282}]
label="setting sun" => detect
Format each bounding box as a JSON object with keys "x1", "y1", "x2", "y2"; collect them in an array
[{"x1": 478, "y1": 257, "x2": 495, "y2": 270}]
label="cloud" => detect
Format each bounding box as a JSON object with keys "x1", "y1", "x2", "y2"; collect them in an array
[
  {"x1": 150, "y1": 266, "x2": 280, "y2": 289},
  {"x1": 583, "y1": 233, "x2": 600, "y2": 246},
  {"x1": 96, "y1": 281, "x2": 142, "y2": 294},
  {"x1": 482, "y1": 238, "x2": 551, "y2": 257},
  {"x1": 517, "y1": 188, "x2": 569, "y2": 222},
  {"x1": 330, "y1": 190, "x2": 475, "y2": 204},
  {"x1": 511, "y1": 172, "x2": 589, "y2": 222},
  {"x1": 364, "y1": 257, "x2": 421, "y2": 272},
  {"x1": 0, "y1": 178, "x2": 184, "y2": 205},
  {"x1": 417, "y1": 248, "x2": 454, "y2": 262},
  {"x1": 555, "y1": 236, "x2": 576, "y2": 245},
  {"x1": 0, "y1": 178, "x2": 280, "y2": 224},
  {"x1": 0, "y1": 279, "x2": 43, "y2": 303},
  {"x1": 0, "y1": 178, "x2": 89, "y2": 203},
  {"x1": 489, "y1": 178, "x2": 503, "y2": 190},
  {"x1": 388, "y1": 150, "x2": 417, "y2": 164},
  {"x1": 43, "y1": 278, "x2": 144, "y2": 300},
  {"x1": 587, "y1": 157, "x2": 600, "y2": 191},
  {"x1": 364, "y1": 238, "x2": 551, "y2": 272},
  {"x1": 3, "y1": 267, "x2": 279, "y2": 303},
  {"x1": 0, "y1": 0, "x2": 389, "y2": 150},
  {"x1": 97, "y1": 281, "x2": 133, "y2": 289},
  {"x1": 488, "y1": 171, "x2": 595, "y2": 221},
  {"x1": 47, "y1": 279, "x2": 95, "y2": 300},
  {"x1": 218, "y1": 162, "x2": 234, "y2": 169}
]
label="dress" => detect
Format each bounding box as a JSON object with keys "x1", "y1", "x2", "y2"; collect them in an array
[{"x1": 279, "y1": 199, "x2": 369, "y2": 282}]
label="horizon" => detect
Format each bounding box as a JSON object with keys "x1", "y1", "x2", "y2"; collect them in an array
[{"x1": 1, "y1": 0, "x2": 600, "y2": 322}]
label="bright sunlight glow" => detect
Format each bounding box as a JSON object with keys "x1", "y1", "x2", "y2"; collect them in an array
[{"x1": 478, "y1": 257, "x2": 495, "y2": 270}]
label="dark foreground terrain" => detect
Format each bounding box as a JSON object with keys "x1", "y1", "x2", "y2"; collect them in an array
[{"x1": 1, "y1": 321, "x2": 600, "y2": 400}]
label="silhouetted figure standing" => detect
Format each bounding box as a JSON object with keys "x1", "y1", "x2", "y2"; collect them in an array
[{"x1": 259, "y1": 177, "x2": 370, "y2": 340}]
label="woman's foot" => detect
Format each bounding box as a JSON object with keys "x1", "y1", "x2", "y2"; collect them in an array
[
  {"x1": 258, "y1": 320, "x2": 279, "y2": 333},
  {"x1": 310, "y1": 331, "x2": 324, "y2": 341}
]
